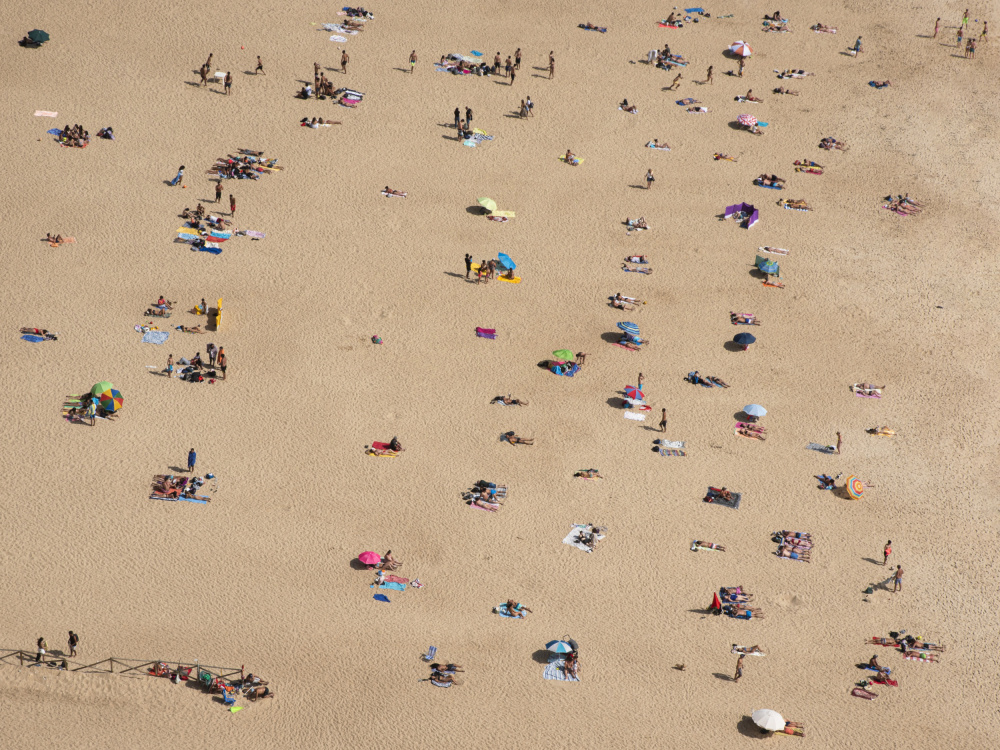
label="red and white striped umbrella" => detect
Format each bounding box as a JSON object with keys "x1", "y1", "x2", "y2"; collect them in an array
[
  {"x1": 730, "y1": 41, "x2": 753, "y2": 57},
  {"x1": 737, "y1": 114, "x2": 757, "y2": 127}
]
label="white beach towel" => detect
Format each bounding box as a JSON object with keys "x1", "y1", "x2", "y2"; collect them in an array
[
  {"x1": 624, "y1": 412, "x2": 646, "y2": 421},
  {"x1": 759, "y1": 246, "x2": 789, "y2": 255},
  {"x1": 562, "y1": 524, "x2": 604, "y2": 553},
  {"x1": 330, "y1": 35, "x2": 348, "y2": 42},
  {"x1": 658, "y1": 440, "x2": 685, "y2": 449}
]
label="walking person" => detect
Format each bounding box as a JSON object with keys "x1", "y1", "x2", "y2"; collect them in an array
[
  {"x1": 706, "y1": 65, "x2": 713, "y2": 84},
  {"x1": 224, "y1": 71, "x2": 232, "y2": 94},
  {"x1": 933, "y1": 17, "x2": 940, "y2": 38},
  {"x1": 659, "y1": 408, "x2": 667, "y2": 433},
  {"x1": 199, "y1": 64, "x2": 209, "y2": 86},
  {"x1": 548, "y1": 51, "x2": 555, "y2": 79},
  {"x1": 645, "y1": 169, "x2": 654, "y2": 189},
  {"x1": 187, "y1": 448, "x2": 197, "y2": 473},
  {"x1": 68, "y1": 631, "x2": 79, "y2": 658},
  {"x1": 883, "y1": 540, "x2": 892, "y2": 566},
  {"x1": 454, "y1": 107, "x2": 461, "y2": 128},
  {"x1": 229, "y1": 194, "x2": 236, "y2": 217},
  {"x1": 255, "y1": 56, "x2": 265, "y2": 75},
  {"x1": 515, "y1": 48, "x2": 521, "y2": 69},
  {"x1": 218, "y1": 348, "x2": 227, "y2": 379},
  {"x1": 519, "y1": 99, "x2": 528, "y2": 117},
  {"x1": 465, "y1": 253, "x2": 473, "y2": 278},
  {"x1": 981, "y1": 20, "x2": 988, "y2": 42},
  {"x1": 341, "y1": 49, "x2": 349, "y2": 74},
  {"x1": 834, "y1": 431, "x2": 842, "y2": 454},
  {"x1": 166, "y1": 354, "x2": 174, "y2": 378},
  {"x1": 465, "y1": 107, "x2": 473, "y2": 129},
  {"x1": 957, "y1": 26, "x2": 963, "y2": 47},
  {"x1": 205, "y1": 52, "x2": 213, "y2": 70},
  {"x1": 526, "y1": 95, "x2": 534, "y2": 115},
  {"x1": 215, "y1": 181, "x2": 222, "y2": 203},
  {"x1": 169, "y1": 166, "x2": 185, "y2": 187},
  {"x1": 637, "y1": 372, "x2": 644, "y2": 389},
  {"x1": 669, "y1": 72, "x2": 681, "y2": 90},
  {"x1": 409, "y1": 50, "x2": 417, "y2": 72},
  {"x1": 734, "y1": 654, "x2": 744, "y2": 683},
  {"x1": 36, "y1": 637, "x2": 47, "y2": 663},
  {"x1": 892, "y1": 565, "x2": 903, "y2": 593}
]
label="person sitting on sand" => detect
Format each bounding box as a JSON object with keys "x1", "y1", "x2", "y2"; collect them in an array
[
  {"x1": 245, "y1": 686, "x2": 274, "y2": 700},
  {"x1": 505, "y1": 600, "x2": 533, "y2": 618},
  {"x1": 382, "y1": 186, "x2": 406, "y2": 197},
  {"x1": 647, "y1": 139, "x2": 670, "y2": 150},
  {"x1": 575, "y1": 469, "x2": 603, "y2": 479},
  {"x1": 777, "y1": 545, "x2": 811, "y2": 561},
  {"x1": 563, "y1": 651, "x2": 579, "y2": 678},
  {"x1": 868, "y1": 655, "x2": 889, "y2": 675},
  {"x1": 503, "y1": 431, "x2": 534, "y2": 446},
  {"x1": 46, "y1": 233, "x2": 66, "y2": 245},
  {"x1": 564, "y1": 149, "x2": 579, "y2": 165},
  {"x1": 820, "y1": 137, "x2": 849, "y2": 151},
  {"x1": 176, "y1": 325, "x2": 204, "y2": 333},
  {"x1": 577, "y1": 525, "x2": 604, "y2": 549},
  {"x1": 713, "y1": 487, "x2": 734, "y2": 501},
  {"x1": 379, "y1": 550, "x2": 402, "y2": 570},
  {"x1": 156, "y1": 296, "x2": 173, "y2": 310},
  {"x1": 744, "y1": 89, "x2": 763, "y2": 102}
]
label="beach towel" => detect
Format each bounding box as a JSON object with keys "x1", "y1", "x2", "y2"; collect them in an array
[
  {"x1": 463, "y1": 140, "x2": 477, "y2": 148},
  {"x1": 543, "y1": 656, "x2": 579, "y2": 682},
  {"x1": 657, "y1": 24, "x2": 680, "y2": 29},
  {"x1": 624, "y1": 412, "x2": 646, "y2": 421},
  {"x1": 197, "y1": 245, "x2": 223, "y2": 255},
  {"x1": 46, "y1": 128, "x2": 62, "y2": 135},
  {"x1": 854, "y1": 390, "x2": 881, "y2": 399},
  {"x1": 430, "y1": 678, "x2": 452, "y2": 688},
  {"x1": 852, "y1": 687, "x2": 878, "y2": 700},
  {"x1": 863, "y1": 665, "x2": 891, "y2": 675},
  {"x1": 656, "y1": 440, "x2": 686, "y2": 449},
  {"x1": 704, "y1": 491, "x2": 741, "y2": 510},
  {"x1": 871, "y1": 675, "x2": 899, "y2": 686},
  {"x1": 685, "y1": 6, "x2": 704, "y2": 11},
  {"x1": 475, "y1": 327, "x2": 496, "y2": 339},
  {"x1": 495, "y1": 604, "x2": 522, "y2": 618},
  {"x1": 807, "y1": 442, "x2": 837, "y2": 453},
  {"x1": 245, "y1": 230, "x2": 265, "y2": 239},
  {"x1": 177, "y1": 233, "x2": 201, "y2": 242},
  {"x1": 34, "y1": 111, "x2": 58, "y2": 117},
  {"x1": 21, "y1": 335, "x2": 46, "y2": 343},
  {"x1": 558, "y1": 155, "x2": 584, "y2": 165},
  {"x1": 659, "y1": 449, "x2": 686, "y2": 456},
  {"x1": 469, "y1": 501, "x2": 499, "y2": 512},
  {"x1": 330, "y1": 35, "x2": 348, "y2": 42},
  {"x1": 374, "y1": 582, "x2": 406, "y2": 591},
  {"x1": 384, "y1": 575, "x2": 409, "y2": 584},
  {"x1": 141, "y1": 330, "x2": 170, "y2": 345},
  {"x1": 562, "y1": 524, "x2": 604, "y2": 552},
  {"x1": 373, "y1": 593, "x2": 390, "y2": 603},
  {"x1": 904, "y1": 653, "x2": 937, "y2": 663},
  {"x1": 759, "y1": 246, "x2": 789, "y2": 255}
]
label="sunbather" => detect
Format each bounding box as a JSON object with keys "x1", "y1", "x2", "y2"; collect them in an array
[
  {"x1": 852, "y1": 383, "x2": 885, "y2": 393},
  {"x1": 779, "y1": 69, "x2": 814, "y2": 77},
  {"x1": 731, "y1": 313, "x2": 760, "y2": 325},
  {"x1": 617, "y1": 338, "x2": 643, "y2": 351},
  {"x1": 870, "y1": 80, "x2": 891, "y2": 89},
  {"x1": 714, "y1": 153, "x2": 738, "y2": 162},
  {"x1": 615, "y1": 292, "x2": 644, "y2": 305},
  {"x1": 647, "y1": 139, "x2": 670, "y2": 150},
  {"x1": 576, "y1": 525, "x2": 605, "y2": 549},
  {"x1": 708, "y1": 376, "x2": 729, "y2": 388},
  {"x1": 612, "y1": 299, "x2": 637, "y2": 311},
  {"x1": 779, "y1": 723, "x2": 804, "y2": 736},
  {"x1": 811, "y1": 23, "x2": 836, "y2": 32},
  {"x1": 429, "y1": 663, "x2": 464, "y2": 673},
  {"x1": 45, "y1": 233, "x2": 65, "y2": 245},
  {"x1": 144, "y1": 308, "x2": 171, "y2": 318},
  {"x1": 693, "y1": 541, "x2": 726, "y2": 551},
  {"x1": 724, "y1": 605, "x2": 763, "y2": 619},
  {"x1": 20, "y1": 328, "x2": 58, "y2": 339},
  {"x1": 625, "y1": 218, "x2": 648, "y2": 230},
  {"x1": 563, "y1": 651, "x2": 579, "y2": 678},
  {"x1": 622, "y1": 263, "x2": 653, "y2": 274},
  {"x1": 380, "y1": 550, "x2": 402, "y2": 570},
  {"x1": 777, "y1": 546, "x2": 811, "y2": 561},
  {"x1": 619, "y1": 100, "x2": 637, "y2": 114},
  {"x1": 820, "y1": 137, "x2": 849, "y2": 151},
  {"x1": 491, "y1": 395, "x2": 528, "y2": 406},
  {"x1": 468, "y1": 497, "x2": 500, "y2": 511},
  {"x1": 504, "y1": 600, "x2": 533, "y2": 618},
  {"x1": 774, "y1": 86, "x2": 800, "y2": 95},
  {"x1": 780, "y1": 198, "x2": 811, "y2": 210},
  {"x1": 733, "y1": 644, "x2": 763, "y2": 655},
  {"x1": 686, "y1": 106, "x2": 708, "y2": 113},
  {"x1": 575, "y1": 469, "x2": 603, "y2": 479},
  {"x1": 710, "y1": 487, "x2": 734, "y2": 502},
  {"x1": 737, "y1": 422, "x2": 766, "y2": 433},
  {"x1": 245, "y1": 686, "x2": 274, "y2": 700},
  {"x1": 503, "y1": 431, "x2": 534, "y2": 446},
  {"x1": 564, "y1": 149, "x2": 579, "y2": 166},
  {"x1": 744, "y1": 90, "x2": 763, "y2": 102},
  {"x1": 175, "y1": 325, "x2": 204, "y2": 333},
  {"x1": 737, "y1": 428, "x2": 766, "y2": 441},
  {"x1": 382, "y1": 186, "x2": 407, "y2": 197}
]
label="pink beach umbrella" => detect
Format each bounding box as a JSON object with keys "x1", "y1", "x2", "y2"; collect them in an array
[{"x1": 358, "y1": 551, "x2": 381, "y2": 566}]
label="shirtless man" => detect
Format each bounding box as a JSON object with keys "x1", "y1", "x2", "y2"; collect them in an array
[
  {"x1": 745, "y1": 89, "x2": 763, "y2": 102},
  {"x1": 564, "y1": 149, "x2": 578, "y2": 165},
  {"x1": 505, "y1": 600, "x2": 533, "y2": 618},
  {"x1": 341, "y1": 50, "x2": 350, "y2": 74},
  {"x1": 199, "y1": 64, "x2": 209, "y2": 86},
  {"x1": 549, "y1": 51, "x2": 555, "y2": 79},
  {"x1": 669, "y1": 73, "x2": 682, "y2": 90},
  {"x1": 503, "y1": 432, "x2": 534, "y2": 446}
]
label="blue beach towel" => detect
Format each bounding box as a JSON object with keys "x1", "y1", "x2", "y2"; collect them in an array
[
  {"x1": 685, "y1": 7, "x2": 705, "y2": 12},
  {"x1": 470, "y1": 50, "x2": 483, "y2": 56},
  {"x1": 373, "y1": 593, "x2": 390, "y2": 603},
  {"x1": 178, "y1": 233, "x2": 200, "y2": 241},
  {"x1": 142, "y1": 330, "x2": 170, "y2": 345},
  {"x1": 496, "y1": 604, "x2": 521, "y2": 619},
  {"x1": 372, "y1": 582, "x2": 406, "y2": 591},
  {"x1": 47, "y1": 128, "x2": 62, "y2": 135},
  {"x1": 197, "y1": 245, "x2": 223, "y2": 255},
  {"x1": 21, "y1": 334, "x2": 45, "y2": 343}
]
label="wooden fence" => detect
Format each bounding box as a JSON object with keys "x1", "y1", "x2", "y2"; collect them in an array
[{"x1": 0, "y1": 649, "x2": 243, "y2": 681}]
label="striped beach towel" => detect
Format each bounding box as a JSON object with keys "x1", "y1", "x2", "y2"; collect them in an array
[{"x1": 543, "y1": 657, "x2": 579, "y2": 682}]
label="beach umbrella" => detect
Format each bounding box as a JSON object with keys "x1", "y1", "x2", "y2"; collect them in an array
[
  {"x1": 97, "y1": 388, "x2": 124, "y2": 413},
  {"x1": 736, "y1": 114, "x2": 757, "y2": 128},
  {"x1": 358, "y1": 551, "x2": 381, "y2": 566},
  {"x1": 624, "y1": 386, "x2": 644, "y2": 401},
  {"x1": 755, "y1": 255, "x2": 780, "y2": 275},
  {"x1": 477, "y1": 197, "x2": 497, "y2": 213},
  {"x1": 752, "y1": 709, "x2": 785, "y2": 732},
  {"x1": 730, "y1": 41, "x2": 753, "y2": 57},
  {"x1": 733, "y1": 333, "x2": 756, "y2": 346},
  {"x1": 617, "y1": 321, "x2": 640, "y2": 336},
  {"x1": 552, "y1": 349, "x2": 574, "y2": 361},
  {"x1": 546, "y1": 640, "x2": 574, "y2": 654},
  {"x1": 497, "y1": 252, "x2": 516, "y2": 270},
  {"x1": 845, "y1": 475, "x2": 865, "y2": 500},
  {"x1": 743, "y1": 404, "x2": 767, "y2": 417},
  {"x1": 91, "y1": 381, "x2": 115, "y2": 396},
  {"x1": 28, "y1": 30, "x2": 50, "y2": 43}
]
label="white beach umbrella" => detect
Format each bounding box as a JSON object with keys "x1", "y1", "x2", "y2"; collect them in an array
[{"x1": 752, "y1": 709, "x2": 785, "y2": 732}]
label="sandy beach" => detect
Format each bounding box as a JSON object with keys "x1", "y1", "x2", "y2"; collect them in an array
[{"x1": 2, "y1": 0, "x2": 999, "y2": 746}]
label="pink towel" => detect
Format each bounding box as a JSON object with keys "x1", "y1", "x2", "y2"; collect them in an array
[
  {"x1": 476, "y1": 327, "x2": 496, "y2": 339},
  {"x1": 34, "y1": 111, "x2": 58, "y2": 117},
  {"x1": 384, "y1": 575, "x2": 409, "y2": 584}
]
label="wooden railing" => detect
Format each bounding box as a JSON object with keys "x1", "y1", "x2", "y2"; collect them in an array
[{"x1": 0, "y1": 649, "x2": 243, "y2": 681}]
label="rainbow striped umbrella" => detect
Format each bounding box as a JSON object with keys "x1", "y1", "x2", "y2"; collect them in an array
[{"x1": 845, "y1": 475, "x2": 865, "y2": 500}]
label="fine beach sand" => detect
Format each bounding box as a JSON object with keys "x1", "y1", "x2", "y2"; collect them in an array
[{"x1": 2, "y1": 0, "x2": 999, "y2": 747}]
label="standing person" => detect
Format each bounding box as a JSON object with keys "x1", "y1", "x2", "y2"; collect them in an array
[
  {"x1": 314, "y1": 61, "x2": 321, "y2": 88},
  {"x1": 659, "y1": 408, "x2": 667, "y2": 433},
  {"x1": 454, "y1": 107, "x2": 461, "y2": 129},
  {"x1": 548, "y1": 51, "x2": 555, "y2": 79},
  {"x1": 200, "y1": 298, "x2": 207, "y2": 316},
  {"x1": 458, "y1": 119, "x2": 466, "y2": 138},
  {"x1": 207, "y1": 343, "x2": 218, "y2": 368},
  {"x1": 229, "y1": 194, "x2": 236, "y2": 217},
  {"x1": 968, "y1": 38, "x2": 977, "y2": 57},
  {"x1": 637, "y1": 372, "x2": 644, "y2": 388},
  {"x1": 215, "y1": 181, "x2": 222, "y2": 203},
  {"x1": 255, "y1": 56, "x2": 265, "y2": 75},
  {"x1": 669, "y1": 72, "x2": 682, "y2": 90},
  {"x1": 218, "y1": 348, "x2": 227, "y2": 379},
  {"x1": 409, "y1": 50, "x2": 417, "y2": 72},
  {"x1": 465, "y1": 107, "x2": 473, "y2": 129},
  {"x1": 962, "y1": 8, "x2": 969, "y2": 28},
  {"x1": 933, "y1": 17, "x2": 940, "y2": 38},
  {"x1": 734, "y1": 654, "x2": 744, "y2": 683},
  {"x1": 166, "y1": 354, "x2": 174, "y2": 378},
  {"x1": 851, "y1": 36, "x2": 863, "y2": 54},
  {"x1": 883, "y1": 540, "x2": 892, "y2": 566},
  {"x1": 509, "y1": 67, "x2": 515, "y2": 85},
  {"x1": 834, "y1": 431, "x2": 842, "y2": 454},
  {"x1": 341, "y1": 49, "x2": 349, "y2": 74},
  {"x1": 68, "y1": 631, "x2": 79, "y2": 658},
  {"x1": 199, "y1": 64, "x2": 209, "y2": 86},
  {"x1": 738, "y1": 57, "x2": 746, "y2": 77},
  {"x1": 205, "y1": 52, "x2": 213, "y2": 69},
  {"x1": 645, "y1": 169, "x2": 654, "y2": 189},
  {"x1": 187, "y1": 448, "x2": 197, "y2": 473},
  {"x1": 892, "y1": 565, "x2": 903, "y2": 593},
  {"x1": 526, "y1": 95, "x2": 534, "y2": 115},
  {"x1": 224, "y1": 71, "x2": 232, "y2": 94},
  {"x1": 706, "y1": 65, "x2": 713, "y2": 84},
  {"x1": 957, "y1": 26, "x2": 963, "y2": 47},
  {"x1": 464, "y1": 253, "x2": 473, "y2": 278},
  {"x1": 505, "y1": 56, "x2": 513, "y2": 77},
  {"x1": 515, "y1": 48, "x2": 521, "y2": 69},
  {"x1": 493, "y1": 52, "x2": 502, "y2": 74},
  {"x1": 981, "y1": 20, "x2": 988, "y2": 41},
  {"x1": 519, "y1": 99, "x2": 528, "y2": 117},
  {"x1": 169, "y1": 166, "x2": 185, "y2": 187},
  {"x1": 36, "y1": 637, "x2": 47, "y2": 663}
]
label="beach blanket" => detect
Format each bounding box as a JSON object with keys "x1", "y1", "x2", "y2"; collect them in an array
[
  {"x1": 558, "y1": 155, "x2": 584, "y2": 165},
  {"x1": 704, "y1": 492, "x2": 741, "y2": 510},
  {"x1": 384, "y1": 575, "x2": 409, "y2": 584},
  {"x1": 562, "y1": 524, "x2": 603, "y2": 552},
  {"x1": 330, "y1": 35, "x2": 348, "y2": 42},
  {"x1": 854, "y1": 390, "x2": 881, "y2": 399},
  {"x1": 759, "y1": 246, "x2": 789, "y2": 255},
  {"x1": 177, "y1": 233, "x2": 201, "y2": 241},
  {"x1": 863, "y1": 665, "x2": 891, "y2": 675},
  {"x1": 543, "y1": 656, "x2": 579, "y2": 682},
  {"x1": 656, "y1": 440, "x2": 685, "y2": 449},
  {"x1": 475, "y1": 327, "x2": 496, "y2": 339},
  {"x1": 245, "y1": 230, "x2": 266, "y2": 239},
  {"x1": 495, "y1": 604, "x2": 522, "y2": 618},
  {"x1": 807, "y1": 442, "x2": 837, "y2": 453},
  {"x1": 374, "y1": 582, "x2": 406, "y2": 591},
  {"x1": 904, "y1": 653, "x2": 938, "y2": 664},
  {"x1": 47, "y1": 128, "x2": 62, "y2": 135},
  {"x1": 852, "y1": 687, "x2": 878, "y2": 700},
  {"x1": 35, "y1": 111, "x2": 58, "y2": 117},
  {"x1": 659, "y1": 448, "x2": 686, "y2": 456},
  {"x1": 197, "y1": 244, "x2": 223, "y2": 255},
  {"x1": 373, "y1": 594, "x2": 390, "y2": 603},
  {"x1": 623, "y1": 412, "x2": 645, "y2": 421},
  {"x1": 141, "y1": 330, "x2": 170, "y2": 345},
  {"x1": 21, "y1": 335, "x2": 46, "y2": 343}
]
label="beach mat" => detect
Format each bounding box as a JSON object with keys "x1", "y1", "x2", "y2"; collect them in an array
[
  {"x1": 21, "y1": 334, "x2": 46, "y2": 343},
  {"x1": 374, "y1": 581, "x2": 406, "y2": 591},
  {"x1": 543, "y1": 656, "x2": 579, "y2": 682},
  {"x1": 562, "y1": 524, "x2": 603, "y2": 553},
  {"x1": 373, "y1": 593, "x2": 390, "y2": 603},
  {"x1": 141, "y1": 330, "x2": 169, "y2": 345},
  {"x1": 704, "y1": 492, "x2": 741, "y2": 509},
  {"x1": 623, "y1": 412, "x2": 646, "y2": 421},
  {"x1": 34, "y1": 111, "x2": 58, "y2": 117},
  {"x1": 558, "y1": 155, "x2": 584, "y2": 165}
]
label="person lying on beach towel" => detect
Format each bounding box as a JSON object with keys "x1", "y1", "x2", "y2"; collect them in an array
[
  {"x1": 381, "y1": 186, "x2": 407, "y2": 197},
  {"x1": 708, "y1": 487, "x2": 736, "y2": 502},
  {"x1": 686, "y1": 106, "x2": 708, "y2": 113},
  {"x1": 46, "y1": 233, "x2": 76, "y2": 247},
  {"x1": 869, "y1": 80, "x2": 891, "y2": 89},
  {"x1": 779, "y1": 198, "x2": 812, "y2": 210},
  {"x1": 820, "y1": 137, "x2": 849, "y2": 150},
  {"x1": 811, "y1": 23, "x2": 836, "y2": 33},
  {"x1": 615, "y1": 291, "x2": 646, "y2": 303},
  {"x1": 145, "y1": 308, "x2": 171, "y2": 318},
  {"x1": 676, "y1": 98, "x2": 699, "y2": 105},
  {"x1": 851, "y1": 382, "x2": 885, "y2": 395},
  {"x1": 467, "y1": 497, "x2": 501, "y2": 512},
  {"x1": 647, "y1": 139, "x2": 671, "y2": 150},
  {"x1": 737, "y1": 427, "x2": 766, "y2": 441},
  {"x1": 743, "y1": 90, "x2": 764, "y2": 102},
  {"x1": 815, "y1": 474, "x2": 836, "y2": 490},
  {"x1": 175, "y1": 325, "x2": 204, "y2": 333},
  {"x1": 20, "y1": 328, "x2": 58, "y2": 340},
  {"x1": 714, "y1": 153, "x2": 738, "y2": 162},
  {"x1": 502, "y1": 431, "x2": 534, "y2": 446},
  {"x1": 575, "y1": 469, "x2": 603, "y2": 479},
  {"x1": 867, "y1": 426, "x2": 895, "y2": 436},
  {"x1": 491, "y1": 395, "x2": 528, "y2": 405},
  {"x1": 733, "y1": 644, "x2": 764, "y2": 655},
  {"x1": 724, "y1": 605, "x2": 763, "y2": 619},
  {"x1": 622, "y1": 262, "x2": 653, "y2": 274},
  {"x1": 777, "y1": 545, "x2": 811, "y2": 561},
  {"x1": 618, "y1": 99, "x2": 637, "y2": 113},
  {"x1": 579, "y1": 22, "x2": 607, "y2": 32},
  {"x1": 731, "y1": 312, "x2": 760, "y2": 325},
  {"x1": 776, "y1": 69, "x2": 814, "y2": 78},
  {"x1": 692, "y1": 540, "x2": 726, "y2": 551},
  {"x1": 625, "y1": 218, "x2": 648, "y2": 231},
  {"x1": 755, "y1": 176, "x2": 784, "y2": 188},
  {"x1": 736, "y1": 422, "x2": 766, "y2": 435},
  {"x1": 774, "y1": 86, "x2": 800, "y2": 96}
]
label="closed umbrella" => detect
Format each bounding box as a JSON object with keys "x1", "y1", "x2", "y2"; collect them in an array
[
  {"x1": 617, "y1": 321, "x2": 640, "y2": 336},
  {"x1": 497, "y1": 253, "x2": 516, "y2": 270},
  {"x1": 752, "y1": 709, "x2": 785, "y2": 732},
  {"x1": 730, "y1": 41, "x2": 753, "y2": 57},
  {"x1": 358, "y1": 551, "x2": 381, "y2": 566},
  {"x1": 737, "y1": 114, "x2": 757, "y2": 128},
  {"x1": 733, "y1": 332, "x2": 756, "y2": 346},
  {"x1": 553, "y1": 349, "x2": 574, "y2": 361},
  {"x1": 546, "y1": 640, "x2": 574, "y2": 654},
  {"x1": 28, "y1": 30, "x2": 50, "y2": 43},
  {"x1": 845, "y1": 475, "x2": 865, "y2": 500},
  {"x1": 743, "y1": 404, "x2": 767, "y2": 418},
  {"x1": 477, "y1": 197, "x2": 497, "y2": 213}
]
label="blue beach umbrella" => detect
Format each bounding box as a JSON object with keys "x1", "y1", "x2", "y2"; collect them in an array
[
  {"x1": 733, "y1": 332, "x2": 756, "y2": 346},
  {"x1": 744, "y1": 404, "x2": 767, "y2": 417},
  {"x1": 617, "y1": 322, "x2": 640, "y2": 336},
  {"x1": 546, "y1": 640, "x2": 574, "y2": 653},
  {"x1": 755, "y1": 255, "x2": 780, "y2": 275},
  {"x1": 497, "y1": 253, "x2": 516, "y2": 270}
]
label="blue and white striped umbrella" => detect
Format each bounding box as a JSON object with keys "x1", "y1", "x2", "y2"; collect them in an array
[
  {"x1": 617, "y1": 321, "x2": 640, "y2": 336},
  {"x1": 546, "y1": 640, "x2": 574, "y2": 653}
]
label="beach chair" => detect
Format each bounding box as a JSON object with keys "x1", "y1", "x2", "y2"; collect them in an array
[
  {"x1": 222, "y1": 686, "x2": 237, "y2": 706},
  {"x1": 423, "y1": 646, "x2": 437, "y2": 662}
]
